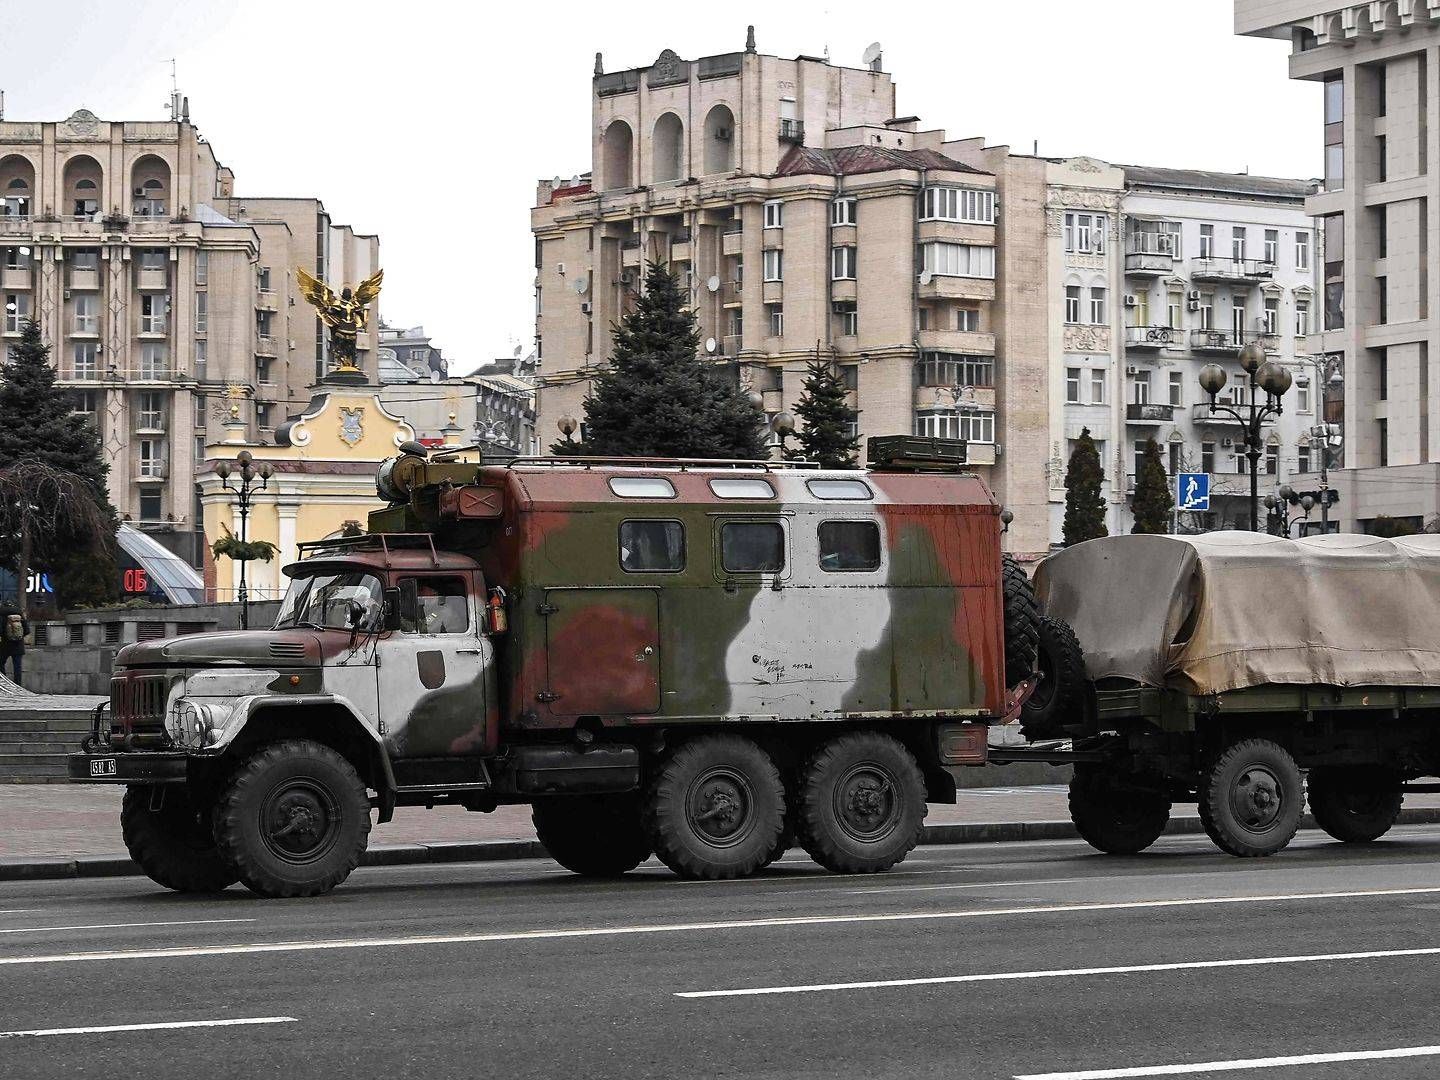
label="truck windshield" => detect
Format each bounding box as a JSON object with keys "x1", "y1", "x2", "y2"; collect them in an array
[{"x1": 274, "y1": 571, "x2": 384, "y2": 632}]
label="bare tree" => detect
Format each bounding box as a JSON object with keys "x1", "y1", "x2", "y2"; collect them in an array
[{"x1": 0, "y1": 458, "x2": 116, "y2": 617}]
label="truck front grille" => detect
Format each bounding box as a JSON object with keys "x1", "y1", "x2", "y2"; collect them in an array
[{"x1": 109, "y1": 674, "x2": 170, "y2": 746}]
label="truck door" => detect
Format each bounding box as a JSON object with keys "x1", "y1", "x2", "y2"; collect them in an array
[
  {"x1": 377, "y1": 571, "x2": 490, "y2": 760},
  {"x1": 542, "y1": 587, "x2": 660, "y2": 716}
]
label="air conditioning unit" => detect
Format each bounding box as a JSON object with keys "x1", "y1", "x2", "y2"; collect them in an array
[
  {"x1": 555, "y1": 262, "x2": 566, "y2": 276},
  {"x1": 1125, "y1": 365, "x2": 1141, "y2": 375},
  {"x1": 1124, "y1": 294, "x2": 1138, "y2": 307},
  {"x1": 1187, "y1": 300, "x2": 1200, "y2": 312},
  {"x1": 1221, "y1": 437, "x2": 1235, "y2": 448},
  {"x1": 63, "y1": 290, "x2": 71, "y2": 300},
  {"x1": 133, "y1": 187, "x2": 145, "y2": 197},
  {"x1": 580, "y1": 301, "x2": 593, "y2": 315},
  {"x1": 715, "y1": 127, "x2": 732, "y2": 141},
  {"x1": 1187, "y1": 290, "x2": 1201, "y2": 301}
]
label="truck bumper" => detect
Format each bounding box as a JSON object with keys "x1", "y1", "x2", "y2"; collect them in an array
[{"x1": 67, "y1": 751, "x2": 189, "y2": 785}]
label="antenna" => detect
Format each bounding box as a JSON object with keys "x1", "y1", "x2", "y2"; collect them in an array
[
  {"x1": 706, "y1": 274, "x2": 721, "y2": 293},
  {"x1": 861, "y1": 42, "x2": 883, "y2": 71},
  {"x1": 572, "y1": 274, "x2": 589, "y2": 295},
  {"x1": 705, "y1": 337, "x2": 717, "y2": 354},
  {"x1": 918, "y1": 270, "x2": 933, "y2": 286},
  {"x1": 0, "y1": 90, "x2": 5, "y2": 121},
  {"x1": 164, "y1": 59, "x2": 182, "y2": 120}
]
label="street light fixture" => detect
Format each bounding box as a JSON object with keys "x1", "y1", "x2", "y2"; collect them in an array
[
  {"x1": 556, "y1": 414, "x2": 578, "y2": 446},
  {"x1": 1265, "y1": 486, "x2": 1316, "y2": 537},
  {"x1": 771, "y1": 410, "x2": 795, "y2": 456},
  {"x1": 1198, "y1": 340, "x2": 1289, "y2": 532},
  {"x1": 217, "y1": 450, "x2": 274, "y2": 629}
]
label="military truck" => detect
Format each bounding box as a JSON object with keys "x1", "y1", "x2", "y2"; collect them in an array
[
  {"x1": 1011, "y1": 532, "x2": 1440, "y2": 859},
  {"x1": 69, "y1": 441, "x2": 1040, "y2": 897}
]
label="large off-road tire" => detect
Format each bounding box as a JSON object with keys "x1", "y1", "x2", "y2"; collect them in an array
[
  {"x1": 1199, "y1": 738, "x2": 1304, "y2": 857},
  {"x1": 213, "y1": 739, "x2": 371, "y2": 898},
  {"x1": 643, "y1": 735, "x2": 785, "y2": 880},
  {"x1": 121, "y1": 784, "x2": 238, "y2": 893},
  {"x1": 1068, "y1": 766, "x2": 1171, "y2": 855},
  {"x1": 1020, "y1": 615, "x2": 1087, "y2": 740},
  {"x1": 795, "y1": 732, "x2": 927, "y2": 874},
  {"x1": 1003, "y1": 554, "x2": 1040, "y2": 687},
  {"x1": 533, "y1": 794, "x2": 652, "y2": 877},
  {"x1": 1308, "y1": 767, "x2": 1404, "y2": 844}
]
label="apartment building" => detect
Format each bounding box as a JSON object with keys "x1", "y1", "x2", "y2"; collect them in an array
[
  {"x1": 1238, "y1": 1, "x2": 1440, "y2": 531},
  {"x1": 0, "y1": 101, "x2": 378, "y2": 564}
]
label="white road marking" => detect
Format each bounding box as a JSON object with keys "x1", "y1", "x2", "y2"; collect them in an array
[
  {"x1": 1014, "y1": 1044, "x2": 1440, "y2": 1079},
  {"x1": 2, "y1": 885, "x2": 1440, "y2": 967},
  {"x1": 676, "y1": 943, "x2": 1440, "y2": 998},
  {"x1": 0, "y1": 1017, "x2": 297, "y2": 1039},
  {"x1": 0, "y1": 919, "x2": 255, "y2": 936},
  {"x1": 839, "y1": 878, "x2": 1083, "y2": 895}
]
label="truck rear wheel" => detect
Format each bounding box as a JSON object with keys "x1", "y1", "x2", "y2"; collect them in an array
[
  {"x1": 533, "y1": 794, "x2": 652, "y2": 877},
  {"x1": 1003, "y1": 554, "x2": 1040, "y2": 687},
  {"x1": 1308, "y1": 767, "x2": 1404, "y2": 844},
  {"x1": 1020, "y1": 616, "x2": 1087, "y2": 740},
  {"x1": 1068, "y1": 766, "x2": 1170, "y2": 855},
  {"x1": 1199, "y1": 739, "x2": 1303, "y2": 857},
  {"x1": 213, "y1": 739, "x2": 371, "y2": 898},
  {"x1": 643, "y1": 735, "x2": 785, "y2": 880},
  {"x1": 795, "y1": 732, "x2": 927, "y2": 874},
  {"x1": 121, "y1": 784, "x2": 238, "y2": 893}
]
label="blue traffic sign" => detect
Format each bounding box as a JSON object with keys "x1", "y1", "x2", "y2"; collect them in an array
[{"x1": 1177, "y1": 472, "x2": 1210, "y2": 512}]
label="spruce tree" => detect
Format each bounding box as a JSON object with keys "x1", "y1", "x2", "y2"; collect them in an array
[
  {"x1": 1130, "y1": 436, "x2": 1174, "y2": 534},
  {"x1": 787, "y1": 359, "x2": 860, "y2": 468},
  {"x1": 1062, "y1": 426, "x2": 1109, "y2": 546},
  {"x1": 558, "y1": 262, "x2": 767, "y2": 459},
  {"x1": 0, "y1": 320, "x2": 119, "y2": 610}
]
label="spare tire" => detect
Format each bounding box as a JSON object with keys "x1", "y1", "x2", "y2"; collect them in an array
[
  {"x1": 1020, "y1": 615, "x2": 1087, "y2": 740},
  {"x1": 1002, "y1": 554, "x2": 1040, "y2": 687}
]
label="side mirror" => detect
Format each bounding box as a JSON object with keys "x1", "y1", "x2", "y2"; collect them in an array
[{"x1": 382, "y1": 587, "x2": 403, "y2": 632}]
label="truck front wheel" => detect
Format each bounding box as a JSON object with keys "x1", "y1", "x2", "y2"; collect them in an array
[
  {"x1": 795, "y1": 732, "x2": 927, "y2": 874},
  {"x1": 1199, "y1": 739, "x2": 1304, "y2": 857},
  {"x1": 121, "y1": 784, "x2": 238, "y2": 893},
  {"x1": 533, "y1": 794, "x2": 652, "y2": 877},
  {"x1": 1068, "y1": 766, "x2": 1170, "y2": 855},
  {"x1": 213, "y1": 739, "x2": 371, "y2": 898},
  {"x1": 644, "y1": 735, "x2": 785, "y2": 880},
  {"x1": 1308, "y1": 767, "x2": 1404, "y2": 844}
]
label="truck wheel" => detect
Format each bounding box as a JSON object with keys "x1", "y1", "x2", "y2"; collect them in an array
[
  {"x1": 121, "y1": 784, "x2": 238, "y2": 893},
  {"x1": 1068, "y1": 766, "x2": 1170, "y2": 855},
  {"x1": 643, "y1": 735, "x2": 785, "y2": 880},
  {"x1": 1308, "y1": 767, "x2": 1404, "y2": 844},
  {"x1": 795, "y1": 732, "x2": 927, "y2": 874},
  {"x1": 1003, "y1": 554, "x2": 1040, "y2": 686},
  {"x1": 1020, "y1": 616, "x2": 1087, "y2": 740},
  {"x1": 1199, "y1": 739, "x2": 1303, "y2": 857},
  {"x1": 533, "y1": 794, "x2": 652, "y2": 877},
  {"x1": 213, "y1": 739, "x2": 371, "y2": 898}
]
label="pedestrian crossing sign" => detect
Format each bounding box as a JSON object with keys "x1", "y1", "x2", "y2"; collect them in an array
[{"x1": 1177, "y1": 472, "x2": 1210, "y2": 512}]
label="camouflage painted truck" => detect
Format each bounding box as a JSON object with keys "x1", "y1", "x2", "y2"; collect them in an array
[
  {"x1": 67, "y1": 440, "x2": 1041, "y2": 897},
  {"x1": 1009, "y1": 532, "x2": 1440, "y2": 859}
]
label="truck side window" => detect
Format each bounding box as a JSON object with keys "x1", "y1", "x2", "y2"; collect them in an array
[
  {"x1": 620, "y1": 520, "x2": 685, "y2": 572},
  {"x1": 401, "y1": 576, "x2": 469, "y2": 634},
  {"x1": 818, "y1": 521, "x2": 881, "y2": 572},
  {"x1": 721, "y1": 521, "x2": 785, "y2": 573}
]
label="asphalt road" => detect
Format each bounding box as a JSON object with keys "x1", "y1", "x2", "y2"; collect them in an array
[{"x1": 3, "y1": 827, "x2": 1440, "y2": 1079}]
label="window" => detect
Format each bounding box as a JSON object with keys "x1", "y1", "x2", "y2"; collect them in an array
[
  {"x1": 720, "y1": 521, "x2": 785, "y2": 573},
  {"x1": 1199, "y1": 224, "x2": 1214, "y2": 259},
  {"x1": 1325, "y1": 77, "x2": 1344, "y2": 190},
  {"x1": 139, "y1": 492, "x2": 162, "y2": 522},
  {"x1": 818, "y1": 521, "x2": 881, "y2": 572},
  {"x1": 1090, "y1": 369, "x2": 1106, "y2": 405},
  {"x1": 138, "y1": 249, "x2": 166, "y2": 272},
  {"x1": 767, "y1": 304, "x2": 783, "y2": 337},
  {"x1": 1199, "y1": 295, "x2": 1214, "y2": 330},
  {"x1": 72, "y1": 342, "x2": 97, "y2": 379},
  {"x1": 1295, "y1": 298, "x2": 1311, "y2": 336},
  {"x1": 1063, "y1": 212, "x2": 1106, "y2": 253},
  {"x1": 1297, "y1": 379, "x2": 1311, "y2": 413},
  {"x1": 1265, "y1": 444, "x2": 1278, "y2": 475},
  {"x1": 1168, "y1": 441, "x2": 1182, "y2": 474},
  {"x1": 3, "y1": 246, "x2": 28, "y2": 270},
  {"x1": 1264, "y1": 296, "x2": 1279, "y2": 335},
  {"x1": 1201, "y1": 440, "x2": 1215, "y2": 474},
  {"x1": 1065, "y1": 285, "x2": 1081, "y2": 324},
  {"x1": 921, "y1": 243, "x2": 994, "y2": 279},
  {"x1": 140, "y1": 293, "x2": 168, "y2": 334},
  {"x1": 1323, "y1": 214, "x2": 1344, "y2": 330},
  {"x1": 1168, "y1": 370, "x2": 1184, "y2": 407},
  {"x1": 400, "y1": 576, "x2": 470, "y2": 634},
  {"x1": 70, "y1": 249, "x2": 98, "y2": 272},
  {"x1": 257, "y1": 266, "x2": 271, "y2": 291},
  {"x1": 256, "y1": 402, "x2": 271, "y2": 429},
  {"x1": 1132, "y1": 440, "x2": 1150, "y2": 478},
  {"x1": 1168, "y1": 290, "x2": 1183, "y2": 329},
  {"x1": 834, "y1": 302, "x2": 857, "y2": 337},
  {"x1": 1298, "y1": 443, "x2": 1312, "y2": 474},
  {"x1": 1296, "y1": 231, "x2": 1310, "y2": 271},
  {"x1": 608, "y1": 477, "x2": 676, "y2": 499},
  {"x1": 74, "y1": 390, "x2": 98, "y2": 417},
  {"x1": 763, "y1": 249, "x2": 783, "y2": 282},
  {"x1": 921, "y1": 187, "x2": 995, "y2": 224},
  {"x1": 1379, "y1": 418, "x2": 1388, "y2": 466},
  {"x1": 1131, "y1": 290, "x2": 1149, "y2": 327},
  {"x1": 139, "y1": 343, "x2": 167, "y2": 379},
  {"x1": 1131, "y1": 370, "x2": 1151, "y2": 405},
  {"x1": 138, "y1": 392, "x2": 163, "y2": 430},
  {"x1": 194, "y1": 337, "x2": 207, "y2": 376},
  {"x1": 1232, "y1": 227, "x2": 1247, "y2": 261},
  {"x1": 1264, "y1": 229, "x2": 1279, "y2": 266},
  {"x1": 831, "y1": 245, "x2": 857, "y2": 280},
  {"x1": 194, "y1": 292, "x2": 207, "y2": 333},
  {"x1": 917, "y1": 353, "x2": 993, "y2": 388},
  {"x1": 1066, "y1": 367, "x2": 1081, "y2": 403},
  {"x1": 806, "y1": 479, "x2": 873, "y2": 500},
  {"x1": 138, "y1": 438, "x2": 165, "y2": 477},
  {"x1": 831, "y1": 198, "x2": 857, "y2": 226},
  {"x1": 195, "y1": 250, "x2": 208, "y2": 286},
  {"x1": 1088, "y1": 287, "x2": 1107, "y2": 325},
  {"x1": 709, "y1": 479, "x2": 775, "y2": 499},
  {"x1": 1231, "y1": 298, "x2": 1247, "y2": 338},
  {"x1": 913, "y1": 409, "x2": 994, "y2": 443},
  {"x1": 72, "y1": 294, "x2": 97, "y2": 334},
  {"x1": 763, "y1": 200, "x2": 783, "y2": 229},
  {"x1": 954, "y1": 308, "x2": 979, "y2": 332},
  {"x1": 619, "y1": 520, "x2": 685, "y2": 573}
]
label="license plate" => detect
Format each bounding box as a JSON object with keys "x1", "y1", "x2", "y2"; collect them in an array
[{"x1": 89, "y1": 758, "x2": 117, "y2": 778}]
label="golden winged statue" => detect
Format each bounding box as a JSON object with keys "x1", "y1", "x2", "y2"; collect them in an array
[{"x1": 296, "y1": 266, "x2": 384, "y2": 374}]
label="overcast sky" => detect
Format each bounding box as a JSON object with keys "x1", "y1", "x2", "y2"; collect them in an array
[{"x1": 0, "y1": 1, "x2": 1314, "y2": 376}]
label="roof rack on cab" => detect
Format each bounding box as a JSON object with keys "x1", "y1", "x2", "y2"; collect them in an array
[
  {"x1": 296, "y1": 532, "x2": 440, "y2": 567},
  {"x1": 505, "y1": 455, "x2": 824, "y2": 472}
]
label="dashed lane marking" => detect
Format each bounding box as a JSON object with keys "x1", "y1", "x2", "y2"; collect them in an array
[
  {"x1": 0, "y1": 919, "x2": 256, "y2": 937},
  {"x1": 837, "y1": 878, "x2": 1083, "y2": 895},
  {"x1": 1013, "y1": 1044, "x2": 1440, "y2": 1079},
  {"x1": 0, "y1": 1017, "x2": 297, "y2": 1039}
]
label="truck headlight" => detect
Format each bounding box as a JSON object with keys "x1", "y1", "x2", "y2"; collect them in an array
[{"x1": 173, "y1": 700, "x2": 221, "y2": 748}]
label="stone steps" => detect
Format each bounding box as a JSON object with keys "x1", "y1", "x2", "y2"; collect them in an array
[{"x1": 0, "y1": 707, "x2": 104, "y2": 782}]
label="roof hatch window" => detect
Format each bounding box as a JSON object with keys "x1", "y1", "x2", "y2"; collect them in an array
[
  {"x1": 608, "y1": 477, "x2": 676, "y2": 499},
  {"x1": 709, "y1": 478, "x2": 775, "y2": 499},
  {"x1": 806, "y1": 479, "x2": 872, "y2": 501}
]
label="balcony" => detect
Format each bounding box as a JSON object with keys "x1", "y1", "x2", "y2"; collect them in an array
[
  {"x1": 721, "y1": 280, "x2": 743, "y2": 307},
  {"x1": 1126, "y1": 402, "x2": 1175, "y2": 425},
  {"x1": 918, "y1": 275, "x2": 996, "y2": 303},
  {"x1": 69, "y1": 268, "x2": 100, "y2": 290},
  {"x1": 136, "y1": 267, "x2": 169, "y2": 291},
  {"x1": 915, "y1": 385, "x2": 997, "y2": 411},
  {"x1": 255, "y1": 289, "x2": 278, "y2": 312},
  {"x1": 134, "y1": 415, "x2": 166, "y2": 436},
  {"x1": 762, "y1": 280, "x2": 782, "y2": 304},
  {"x1": 1123, "y1": 234, "x2": 1179, "y2": 276},
  {"x1": 831, "y1": 278, "x2": 857, "y2": 303},
  {"x1": 0, "y1": 267, "x2": 30, "y2": 290},
  {"x1": 670, "y1": 236, "x2": 692, "y2": 262},
  {"x1": 721, "y1": 229, "x2": 743, "y2": 257},
  {"x1": 1190, "y1": 257, "x2": 1274, "y2": 284},
  {"x1": 918, "y1": 329, "x2": 996, "y2": 355},
  {"x1": 967, "y1": 443, "x2": 997, "y2": 467},
  {"x1": 621, "y1": 240, "x2": 641, "y2": 268},
  {"x1": 778, "y1": 118, "x2": 805, "y2": 144},
  {"x1": 1190, "y1": 328, "x2": 1245, "y2": 353},
  {"x1": 138, "y1": 319, "x2": 168, "y2": 338},
  {"x1": 1124, "y1": 325, "x2": 1181, "y2": 350},
  {"x1": 762, "y1": 389, "x2": 784, "y2": 412},
  {"x1": 255, "y1": 335, "x2": 278, "y2": 357},
  {"x1": 1192, "y1": 402, "x2": 1276, "y2": 427},
  {"x1": 71, "y1": 316, "x2": 100, "y2": 337},
  {"x1": 136, "y1": 461, "x2": 169, "y2": 482},
  {"x1": 721, "y1": 334, "x2": 742, "y2": 356},
  {"x1": 0, "y1": 216, "x2": 31, "y2": 236}
]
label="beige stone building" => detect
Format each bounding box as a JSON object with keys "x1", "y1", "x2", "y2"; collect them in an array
[{"x1": 0, "y1": 99, "x2": 378, "y2": 566}]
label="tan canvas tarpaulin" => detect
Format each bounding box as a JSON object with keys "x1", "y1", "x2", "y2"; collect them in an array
[{"x1": 1033, "y1": 531, "x2": 1440, "y2": 695}]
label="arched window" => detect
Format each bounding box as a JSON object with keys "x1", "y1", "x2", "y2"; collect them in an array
[
  {"x1": 652, "y1": 113, "x2": 684, "y2": 184},
  {"x1": 130, "y1": 155, "x2": 171, "y2": 217},
  {"x1": 600, "y1": 119, "x2": 633, "y2": 191},
  {"x1": 703, "y1": 105, "x2": 735, "y2": 175},
  {"x1": 0, "y1": 156, "x2": 35, "y2": 218},
  {"x1": 64, "y1": 155, "x2": 104, "y2": 220}
]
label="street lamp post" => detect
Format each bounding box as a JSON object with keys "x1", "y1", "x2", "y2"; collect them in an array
[
  {"x1": 771, "y1": 410, "x2": 795, "y2": 457},
  {"x1": 1198, "y1": 341, "x2": 1292, "y2": 532},
  {"x1": 1303, "y1": 354, "x2": 1343, "y2": 533},
  {"x1": 215, "y1": 451, "x2": 274, "y2": 630},
  {"x1": 1265, "y1": 485, "x2": 1316, "y2": 537},
  {"x1": 556, "y1": 414, "x2": 578, "y2": 447}
]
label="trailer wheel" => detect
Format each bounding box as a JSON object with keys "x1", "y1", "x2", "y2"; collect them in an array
[
  {"x1": 533, "y1": 794, "x2": 652, "y2": 877},
  {"x1": 1020, "y1": 616, "x2": 1087, "y2": 740},
  {"x1": 643, "y1": 735, "x2": 785, "y2": 880},
  {"x1": 213, "y1": 739, "x2": 371, "y2": 898},
  {"x1": 1068, "y1": 766, "x2": 1170, "y2": 855},
  {"x1": 1003, "y1": 554, "x2": 1041, "y2": 686},
  {"x1": 795, "y1": 732, "x2": 927, "y2": 874},
  {"x1": 1307, "y1": 767, "x2": 1404, "y2": 844},
  {"x1": 1199, "y1": 739, "x2": 1304, "y2": 857},
  {"x1": 121, "y1": 784, "x2": 238, "y2": 893}
]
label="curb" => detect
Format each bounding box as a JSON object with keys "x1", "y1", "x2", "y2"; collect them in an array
[{"x1": 5, "y1": 807, "x2": 1440, "y2": 884}]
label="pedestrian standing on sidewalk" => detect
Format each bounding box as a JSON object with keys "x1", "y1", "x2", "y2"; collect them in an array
[{"x1": 0, "y1": 606, "x2": 28, "y2": 688}]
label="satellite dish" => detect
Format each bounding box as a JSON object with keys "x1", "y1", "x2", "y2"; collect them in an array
[
  {"x1": 862, "y1": 42, "x2": 883, "y2": 66},
  {"x1": 705, "y1": 337, "x2": 717, "y2": 354},
  {"x1": 572, "y1": 275, "x2": 589, "y2": 295},
  {"x1": 706, "y1": 274, "x2": 721, "y2": 293},
  {"x1": 918, "y1": 270, "x2": 933, "y2": 285}
]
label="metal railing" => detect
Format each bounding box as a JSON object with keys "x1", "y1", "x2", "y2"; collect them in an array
[{"x1": 778, "y1": 118, "x2": 805, "y2": 142}]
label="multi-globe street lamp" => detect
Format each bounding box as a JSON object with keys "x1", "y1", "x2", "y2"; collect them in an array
[
  {"x1": 1265, "y1": 485, "x2": 1316, "y2": 537},
  {"x1": 214, "y1": 450, "x2": 274, "y2": 630},
  {"x1": 1197, "y1": 340, "x2": 1292, "y2": 532}
]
